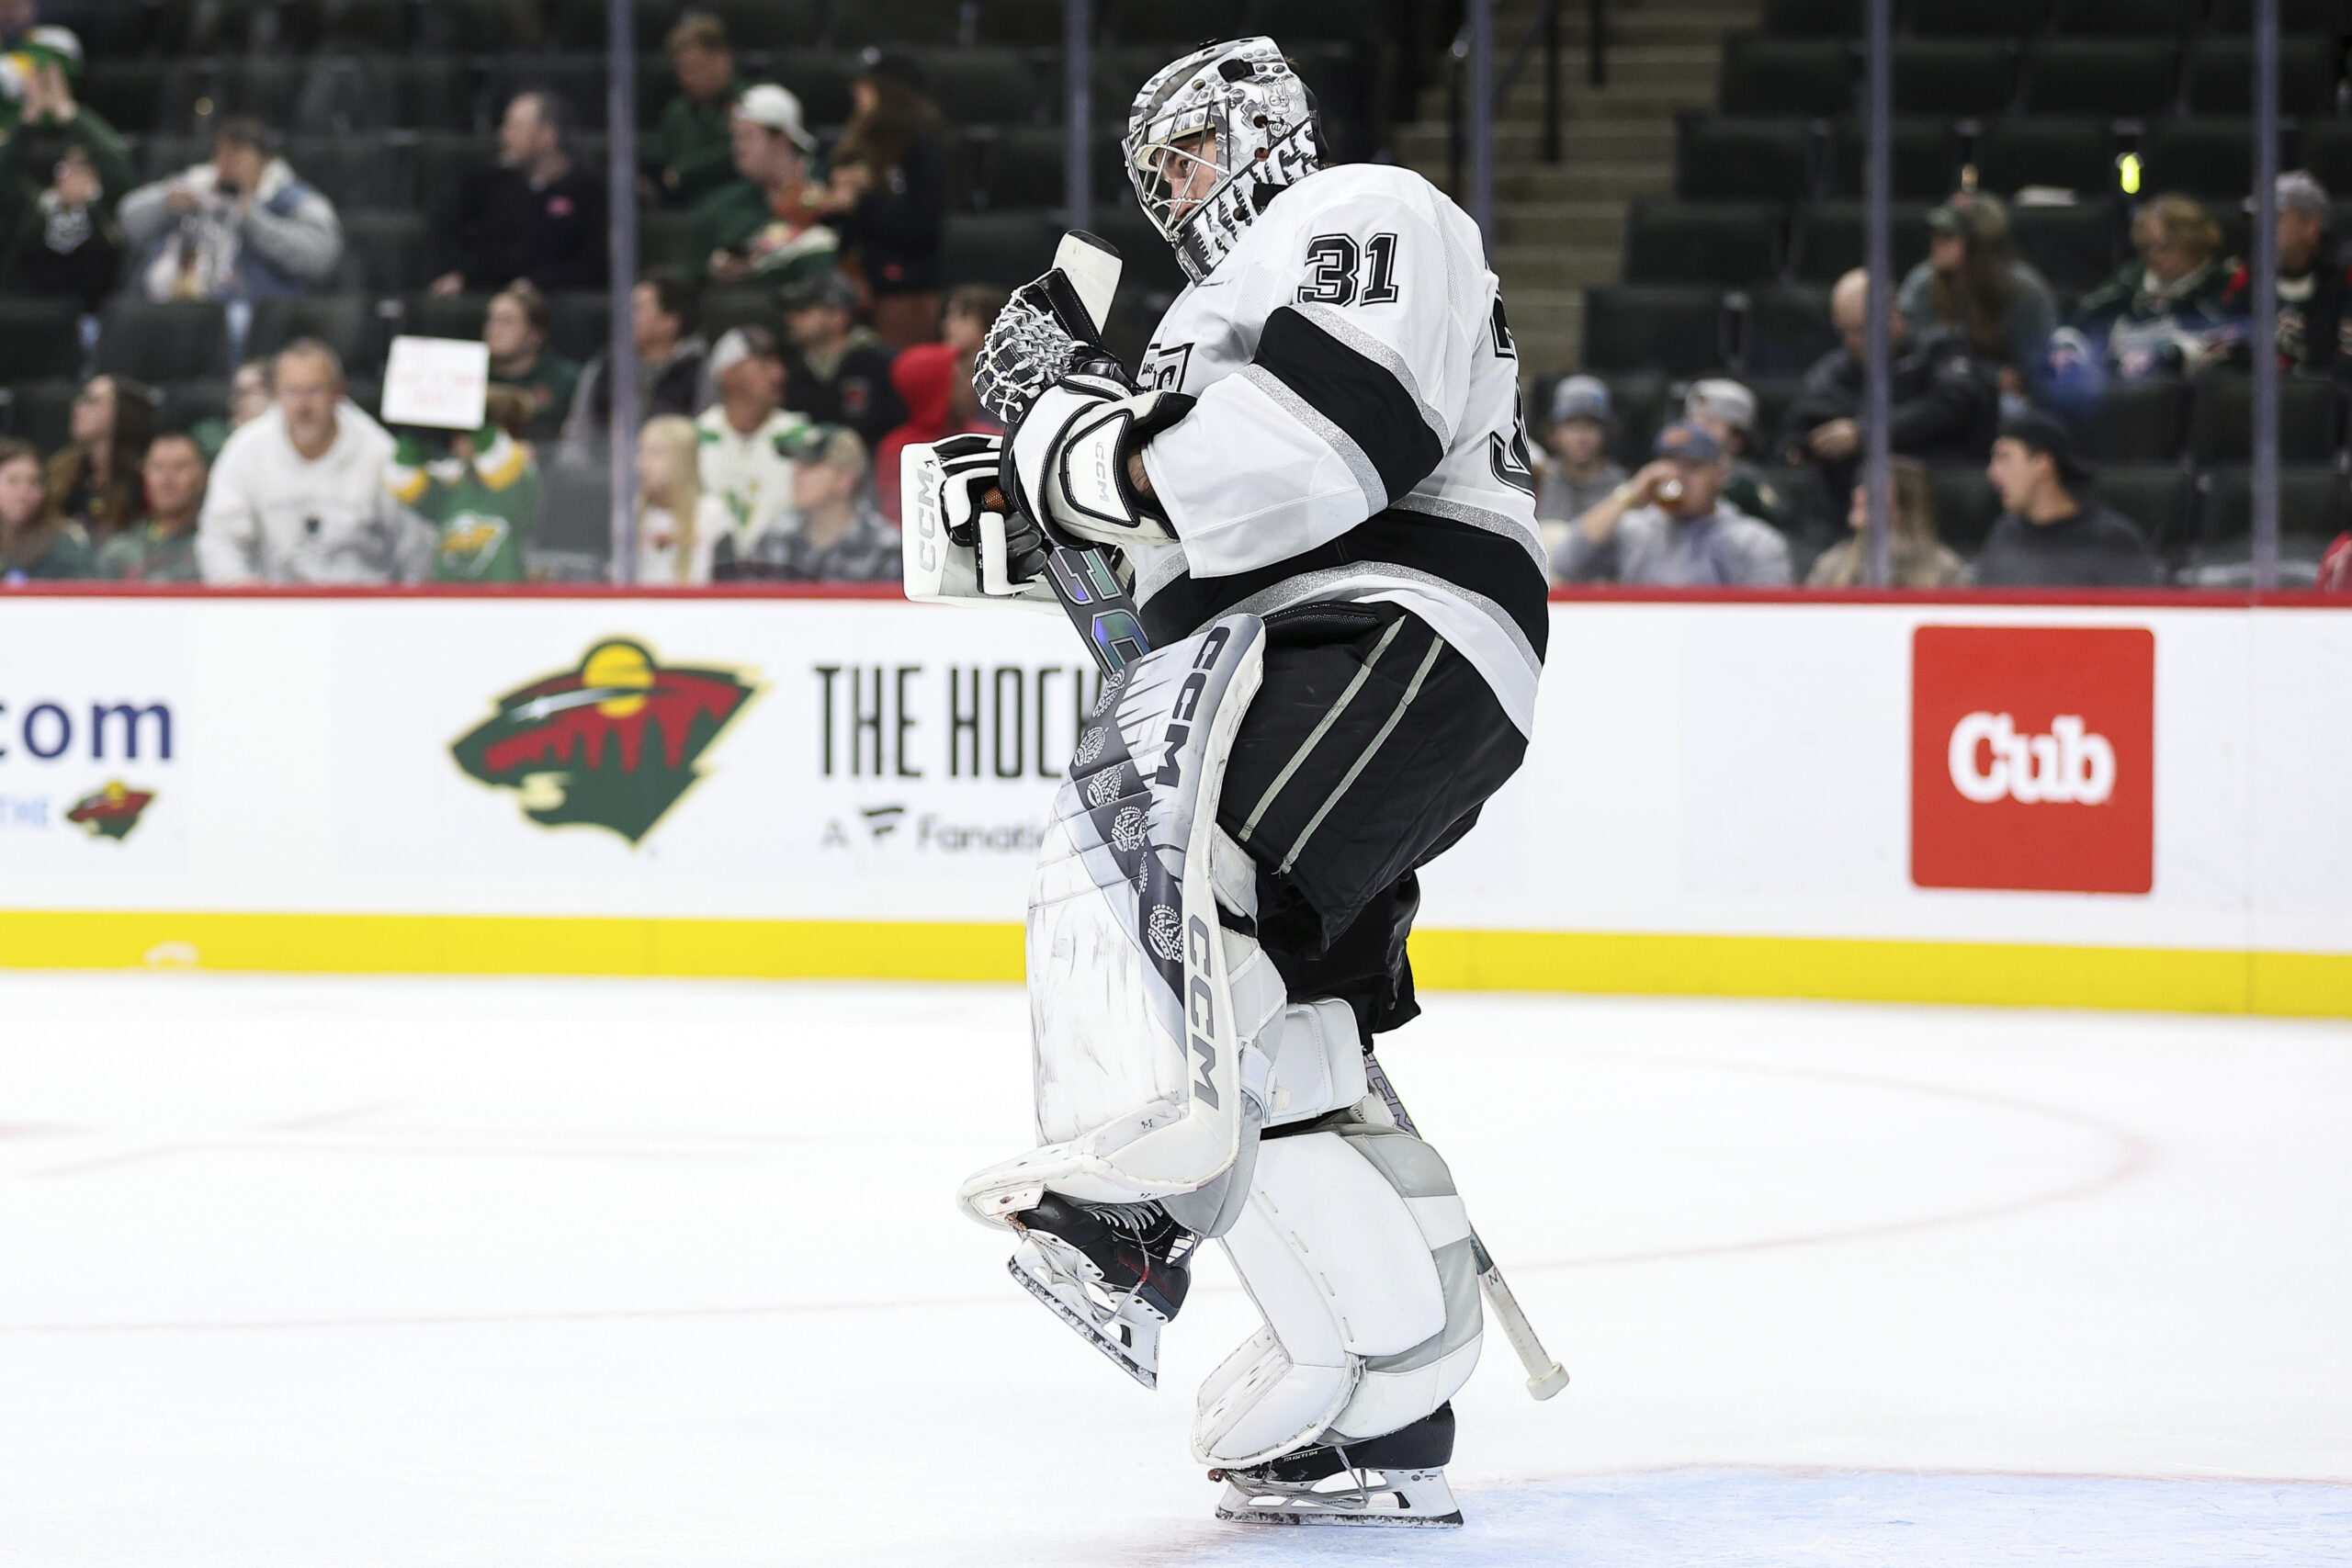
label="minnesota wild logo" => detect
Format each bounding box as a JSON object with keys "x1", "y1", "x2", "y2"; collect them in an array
[
  {"x1": 66, "y1": 780, "x2": 155, "y2": 840},
  {"x1": 452, "y1": 638, "x2": 755, "y2": 844}
]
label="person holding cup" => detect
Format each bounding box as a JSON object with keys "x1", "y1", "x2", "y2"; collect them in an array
[{"x1": 1553, "y1": 420, "x2": 1792, "y2": 586}]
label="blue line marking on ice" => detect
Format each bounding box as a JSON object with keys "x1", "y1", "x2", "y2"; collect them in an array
[{"x1": 1182, "y1": 1469, "x2": 2352, "y2": 1566}]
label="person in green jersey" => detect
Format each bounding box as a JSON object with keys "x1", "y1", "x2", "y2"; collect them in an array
[
  {"x1": 653, "y1": 11, "x2": 741, "y2": 208},
  {"x1": 385, "y1": 387, "x2": 539, "y2": 584},
  {"x1": 95, "y1": 432, "x2": 208, "y2": 581}
]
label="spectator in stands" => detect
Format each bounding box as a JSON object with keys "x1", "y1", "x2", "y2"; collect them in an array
[
  {"x1": 428, "y1": 90, "x2": 605, "y2": 299},
  {"x1": 386, "y1": 386, "x2": 539, "y2": 583},
  {"x1": 687, "y1": 85, "x2": 838, "y2": 287},
  {"x1": 1779, "y1": 267, "x2": 1998, "y2": 502},
  {"x1": 1533, "y1": 376, "x2": 1624, "y2": 528},
  {"x1": 780, "y1": 269, "x2": 906, "y2": 449},
  {"x1": 816, "y1": 53, "x2": 949, "y2": 348},
  {"x1": 2319, "y1": 529, "x2": 2352, "y2": 592},
  {"x1": 1555, "y1": 421, "x2": 1792, "y2": 587},
  {"x1": 483, "y1": 282, "x2": 580, "y2": 445},
  {"x1": 633, "y1": 412, "x2": 728, "y2": 585},
  {"x1": 119, "y1": 117, "x2": 340, "y2": 300},
  {"x1": 1898, "y1": 194, "x2": 2057, "y2": 399},
  {"x1": 94, "y1": 433, "x2": 208, "y2": 582},
  {"x1": 696, "y1": 325, "x2": 808, "y2": 550},
  {"x1": 2068, "y1": 195, "x2": 2239, "y2": 381},
  {"x1": 0, "y1": 435, "x2": 92, "y2": 580},
  {"x1": 876, "y1": 283, "x2": 1007, "y2": 520},
  {"x1": 191, "y1": 358, "x2": 273, "y2": 462},
  {"x1": 653, "y1": 10, "x2": 742, "y2": 208},
  {"x1": 560, "y1": 267, "x2": 713, "y2": 464},
  {"x1": 2223, "y1": 172, "x2": 2351, "y2": 378},
  {"x1": 198, "y1": 339, "x2": 434, "y2": 584},
  {"x1": 1804, "y1": 457, "x2": 1967, "y2": 590},
  {"x1": 718, "y1": 425, "x2": 899, "y2": 581},
  {"x1": 45, "y1": 374, "x2": 154, "y2": 543},
  {"x1": 1683, "y1": 378, "x2": 1792, "y2": 536},
  {"x1": 0, "y1": 20, "x2": 131, "y2": 212},
  {"x1": 1975, "y1": 411, "x2": 2157, "y2": 589},
  {"x1": 2, "y1": 141, "x2": 121, "y2": 310}
]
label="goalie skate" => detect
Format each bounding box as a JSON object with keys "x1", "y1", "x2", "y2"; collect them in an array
[
  {"x1": 1006, "y1": 1195, "x2": 1197, "y2": 1391},
  {"x1": 1209, "y1": 1404, "x2": 1465, "y2": 1529}
]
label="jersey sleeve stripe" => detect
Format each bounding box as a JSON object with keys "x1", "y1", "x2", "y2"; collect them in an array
[
  {"x1": 1292, "y1": 301, "x2": 1453, "y2": 447},
  {"x1": 1237, "y1": 362, "x2": 1390, "y2": 513},
  {"x1": 1250, "y1": 306, "x2": 1448, "y2": 507}
]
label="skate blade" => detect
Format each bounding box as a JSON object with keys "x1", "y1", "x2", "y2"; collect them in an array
[
  {"x1": 1006, "y1": 1250, "x2": 1161, "y2": 1389},
  {"x1": 1214, "y1": 1468, "x2": 1463, "y2": 1529}
]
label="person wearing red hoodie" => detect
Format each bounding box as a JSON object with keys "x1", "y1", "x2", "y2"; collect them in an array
[{"x1": 876, "y1": 283, "x2": 1005, "y2": 520}]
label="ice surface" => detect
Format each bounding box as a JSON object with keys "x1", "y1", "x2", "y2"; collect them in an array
[{"x1": 1, "y1": 975, "x2": 2346, "y2": 1566}]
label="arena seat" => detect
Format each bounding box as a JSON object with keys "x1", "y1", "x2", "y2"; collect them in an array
[
  {"x1": 977, "y1": 0, "x2": 1070, "y2": 45},
  {"x1": 1623, "y1": 201, "x2": 1784, "y2": 287},
  {"x1": 2088, "y1": 465, "x2": 2197, "y2": 554},
  {"x1": 944, "y1": 211, "x2": 1059, "y2": 290},
  {"x1": 400, "y1": 294, "x2": 492, "y2": 350},
  {"x1": 1739, "y1": 282, "x2": 1838, "y2": 376},
  {"x1": 158, "y1": 379, "x2": 230, "y2": 436},
  {"x1": 771, "y1": 52, "x2": 858, "y2": 128},
  {"x1": 1972, "y1": 119, "x2": 2118, "y2": 199},
  {"x1": 81, "y1": 61, "x2": 167, "y2": 135},
  {"x1": 1676, "y1": 116, "x2": 1818, "y2": 204},
  {"x1": 1891, "y1": 39, "x2": 2018, "y2": 118},
  {"x1": 916, "y1": 50, "x2": 1043, "y2": 129},
  {"x1": 2086, "y1": 381, "x2": 2188, "y2": 461},
  {"x1": 2009, "y1": 198, "x2": 2121, "y2": 295},
  {"x1": 547, "y1": 295, "x2": 614, "y2": 365},
  {"x1": 2139, "y1": 119, "x2": 2278, "y2": 200},
  {"x1": 1903, "y1": 0, "x2": 2047, "y2": 36},
  {"x1": 1717, "y1": 36, "x2": 1855, "y2": 118},
  {"x1": 1790, "y1": 200, "x2": 1934, "y2": 284},
  {"x1": 1258, "y1": 0, "x2": 1381, "y2": 51},
  {"x1": 2301, "y1": 121, "x2": 2352, "y2": 197},
  {"x1": 695, "y1": 0, "x2": 831, "y2": 49},
  {"x1": 1581, "y1": 287, "x2": 1728, "y2": 377},
  {"x1": 639, "y1": 210, "x2": 694, "y2": 269},
  {"x1": 2049, "y1": 0, "x2": 2206, "y2": 36},
  {"x1": 2181, "y1": 39, "x2": 2342, "y2": 118},
  {"x1": 1086, "y1": 204, "x2": 1188, "y2": 297},
  {"x1": 0, "y1": 300, "x2": 89, "y2": 385},
  {"x1": 2187, "y1": 374, "x2": 2342, "y2": 466},
  {"x1": 1598, "y1": 369, "x2": 1674, "y2": 468},
  {"x1": 1101, "y1": 0, "x2": 1244, "y2": 45},
  {"x1": 1828, "y1": 117, "x2": 1960, "y2": 200},
  {"x1": 2192, "y1": 466, "x2": 2347, "y2": 577},
  {"x1": 0, "y1": 381, "x2": 78, "y2": 454},
  {"x1": 2018, "y1": 39, "x2": 2181, "y2": 119},
  {"x1": 340, "y1": 211, "x2": 433, "y2": 295},
  {"x1": 96, "y1": 300, "x2": 229, "y2": 385},
  {"x1": 1760, "y1": 0, "x2": 1865, "y2": 36},
  {"x1": 2204, "y1": 0, "x2": 2352, "y2": 30},
  {"x1": 698, "y1": 288, "x2": 777, "y2": 341},
  {"x1": 246, "y1": 296, "x2": 385, "y2": 378},
  {"x1": 982, "y1": 126, "x2": 1072, "y2": 210}
]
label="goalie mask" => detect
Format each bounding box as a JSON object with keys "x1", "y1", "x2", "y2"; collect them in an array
[{"x1": 1124, "y1": 36, "x2": 1322, "y2": 285}]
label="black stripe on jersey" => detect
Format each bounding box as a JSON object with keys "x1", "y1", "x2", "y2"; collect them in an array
[
  {"x1": 1138, "y1": 509, "x2": 1551, "y2": 664},
  {"x1": 1252, "y1": 306, "x2": 1446, "y2": 503}
]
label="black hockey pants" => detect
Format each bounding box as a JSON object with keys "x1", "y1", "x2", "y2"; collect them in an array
[{"x1": 1214, "y1": 601, "x2": 1527, "y2": 1043}]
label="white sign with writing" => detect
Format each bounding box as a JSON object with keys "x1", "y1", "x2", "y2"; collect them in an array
[{"x1": 380, "y1": 335, "x2": 490, "y2": 431}]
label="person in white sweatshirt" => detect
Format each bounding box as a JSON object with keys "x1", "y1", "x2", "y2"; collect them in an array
[
  {"x1": 117, "y1": 116, "x2": 341, "y2": 300},
  {"x1": 197, "y1": 340, "x2": 435, "y2": 584}
]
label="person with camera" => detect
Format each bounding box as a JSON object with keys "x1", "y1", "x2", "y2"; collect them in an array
[
  {"x1": 118, "y1": 116, "x2": 341, "y2": 300},
  {"x1": 1554, "y1": 421, "x2": 1792, "y2": 587}
]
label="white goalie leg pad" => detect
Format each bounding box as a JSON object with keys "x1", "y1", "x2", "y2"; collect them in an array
[
  {"x1": 959, "y1": 615, "x2": 1285, "y2": 1226},
  {"x1": 1193, "y1": 1125, "x2": 1485, "y2": 1468}
]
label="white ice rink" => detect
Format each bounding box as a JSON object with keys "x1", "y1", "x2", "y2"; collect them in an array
[{"x1": 3, "y1": 973, "x2": 2347, "y2": 1566}]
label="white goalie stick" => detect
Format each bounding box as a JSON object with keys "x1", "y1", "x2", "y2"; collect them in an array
[{"x1": 984, "y1": 231, "x2": 1570, "y2": 1404}]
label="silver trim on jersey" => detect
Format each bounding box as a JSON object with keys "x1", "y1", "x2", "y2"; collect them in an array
[
  {"x1": 1217, "y1": 561, "x2": 1543, "y2": 682},
  {"x1": 1238, "y1": 363, "x2": 1387, "y2": 513},
  {"x1": 1390, "y1": 492, "x2": 1548, "y2": 575},
  {"x1": 1292, "y1": 302, "x2": 1453, "y2": 447}
]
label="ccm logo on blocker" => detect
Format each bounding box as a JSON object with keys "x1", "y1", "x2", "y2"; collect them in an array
[{"x1": 1911, "y1": 626, "x2": 2154, "y2": 895}]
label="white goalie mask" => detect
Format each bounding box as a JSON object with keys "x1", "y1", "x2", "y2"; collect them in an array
[{"x1": 1124, "y1": 36, "x2": 1322, "y2": 285}]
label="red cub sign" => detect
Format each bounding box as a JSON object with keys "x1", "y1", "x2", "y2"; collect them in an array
[{"x1": 1911, "y1": 626, "x2": 2154, "y2": 895}]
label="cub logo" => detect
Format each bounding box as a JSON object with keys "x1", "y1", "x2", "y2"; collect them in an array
[
  {"x1": 66, "y1": 779, "x2": 155, "y2": 840},
  {"x1": 452, "y1": 638, "x2": 755, "y2": 845}
]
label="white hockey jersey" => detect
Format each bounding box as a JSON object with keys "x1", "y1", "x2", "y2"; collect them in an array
[{"x1": 1132, "y1": 162, "x2": 1548, "y2": 736}]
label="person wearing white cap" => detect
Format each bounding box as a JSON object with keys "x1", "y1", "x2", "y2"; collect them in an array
[
  {"x1": 694, "y1": 323, "x2": 811, "y2": 560},
  {"x1": 2224, "y1": 171, "x2": 2351, "y2": 377},
  {"x1": 1533, "y1": 375, "x2": 1626, "y2": 540},
  {"x1": 1683, "y1": 377, "x2": 1792, "y2": 536},
  {"x1": 685, "y1": 82, "x2": 840, "y2": 287}
]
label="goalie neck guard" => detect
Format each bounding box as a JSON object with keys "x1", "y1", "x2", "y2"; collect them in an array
[{"x1": 1124, "y1": 36, "x2": 1322, "y2": 286}]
